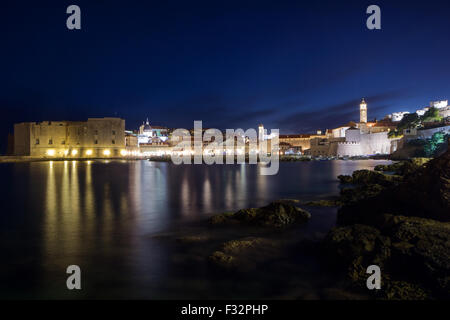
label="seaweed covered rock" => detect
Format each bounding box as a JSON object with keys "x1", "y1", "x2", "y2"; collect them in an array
[
  {"x1": 338, "y1": 170, "x2": 402, "y2": 187},
  {"x1": 324, "y1": 215, "x2": 450, "y2": 299},
  {"x1": 326, "y1": 147, "x2": 450, "y2": 299},
  {"x1": 374, "y1": 162, "x2": 405, "y2": 173},
  {"x1": 338, "y1": 147, "x2": 450, "y2": 224},
  {"x1": 209, "y1": 251, "x2": 236, "y2": 268},
  {"x1": 339, "y1": 184, "x2": 385, "y2": 205},
  {"x1": 383, "y1": 215, "x2": 450, "y2": 296},
  {"x1": 383, "y1": 281, "x2": 430, "y2": 300},
  {"x1": 337, "y1": 175, "x2": 353, "y2": 184},
  {"x1": 210, "y1": 200, "x2": 311, "y2": 228},
  {"x1": 304, "y1": 199, "x2": 341, "y2": 207},
  {"x1": 352, "y1": 170, "x2": 402, "y2": 186},
  {"x1": 221, "y1": 237, "x2": 265, "y2": 254},
  {"x1": 325, "y1": 225, "x2": 391, "y2": 288},
  {"x1": 325, "y1": 224, "x2": 391, "y2": 270},
  {"x1": 210, "y1": 212, "x2": 235, "y2": 225},
  {"x1": 374, "y1": 158, "x2": 431, "y2": 176},
  {"x1": 208, "y1": 237, "x2": 280, "y2": 270}
]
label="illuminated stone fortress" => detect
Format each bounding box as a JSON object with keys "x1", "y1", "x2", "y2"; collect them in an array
[{"x1": 14, "y1": 117, "x2": 126, "y2": 158}]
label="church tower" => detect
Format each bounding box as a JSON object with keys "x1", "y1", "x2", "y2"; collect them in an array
[
  {"x1": 360, "y1": 98, "x2": 367, "y2": 123},
  {"x1": 258, "y1": 124, "x2": 265, "y2": 141}
]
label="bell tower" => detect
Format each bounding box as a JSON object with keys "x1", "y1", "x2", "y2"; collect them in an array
[
  {"x1": 258, "y1": 124, "x2": 265, "y2": 141},
  {"x1": 360, "y1": 98, "x2": 367, "y2": 123}
]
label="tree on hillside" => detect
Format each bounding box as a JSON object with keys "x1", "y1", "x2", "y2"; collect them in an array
[
  {"x1": 424, "y1": 132, "x2": 447, "y2": 157},
  {"x1": 421, "y1": 107, "x2": 443, "y2": 123},
  {"x1": 399, "y1": 113, "x2": 420, "y2": 129}
]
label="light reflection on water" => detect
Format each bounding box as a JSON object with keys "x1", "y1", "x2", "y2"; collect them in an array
[{"x1": 0, "y1": 159, "x2": 391, "y2": 299}]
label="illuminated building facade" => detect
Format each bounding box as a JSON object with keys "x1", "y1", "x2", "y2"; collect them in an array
[
  {"x1": 278, "y1": 133, "x2": 326, "y2": 153},
  {"x1": 138, "y1": 118, "x2": 169, "y2": 144},
  {"x1": 14, "y1": 117, "x2": 126, "y2": 157},
  {"x1": 308, "y1": 99, "x2": 396, "y2": 157}
]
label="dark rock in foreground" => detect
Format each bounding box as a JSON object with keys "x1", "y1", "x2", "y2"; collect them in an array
[
  {"x1": 374, "y1": 158, "x2": 431, "y2": 176},
  {"x1": 210, "y1": 200, "x2": 311, "y2": 228},
  {"x1": 325, "y1": 215, "x2": 450, "y2": 299},
  {"x1": 339, "y1": 184, "x2": 386, "y2": 205},
  {"x1": 338, "y1": 147, "x2": 450, "y2": 224},
  {"x1": 325, "y1": 146, "x2": 450, "y2": 299},
  {"x1": 326, "y1": 224, "x2": 391, "y2": 269},
  {"x1": 338, "y1": 169, "x2": 402, "y2": 187},
  {"x1": 208, "y1": 237, "x2": 282, "y2": 270},
  {"x1": 304, "y1": 199, "x2": 341, "y2": 207}
]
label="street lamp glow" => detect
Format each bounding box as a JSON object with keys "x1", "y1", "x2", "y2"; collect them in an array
[
  {"x1": 46, "y1": 149, "x2": 55, "y2": 156},
  {"x1": 86, "y1": 149, "x2": 93, "y2": 156},
  {"x1": 103, "y1": 149, "x2": 111, "y2": 156},
  {"x1": 71, "y1": 149, "x2": 78, "y2": 156},
  {"x1": 120, "y1": 149, "x2": 127, "y2": 156}
]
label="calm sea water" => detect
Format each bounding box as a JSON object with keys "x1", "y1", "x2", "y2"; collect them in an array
[{"x1": 0, "y1": 159, "x2": 391, "y2": 299}]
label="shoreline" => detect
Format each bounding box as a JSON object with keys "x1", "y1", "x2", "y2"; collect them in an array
[
  {"x1": 0, "y1": 156, "x2": 147, "y2": 163},
  {"x1": 164, "y1": 151, "x2": 449, "y2": 299},
  {"x1": 0, "y1": 154, "x2": 392, "y2": 164}
]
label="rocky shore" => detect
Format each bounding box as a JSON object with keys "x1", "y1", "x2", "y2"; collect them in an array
[
  {"x1": 158, "y1": 145, "x2": 449, "y2": 299},
  {"x1": 326, "y1": 146, "x2": 450, "y2": 299}
]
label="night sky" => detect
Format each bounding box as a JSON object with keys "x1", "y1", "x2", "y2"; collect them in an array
[{"x1": 1, "y1": 0, "x2": 450, "y2": 152}]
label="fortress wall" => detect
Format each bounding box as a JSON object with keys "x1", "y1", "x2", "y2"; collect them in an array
[{"x1": 336, "y1": 142, "x2": 362, "y2": 156}]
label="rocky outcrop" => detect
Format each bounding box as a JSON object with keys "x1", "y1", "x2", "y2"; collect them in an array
[
  {"x1": 385, "y1": 215, "x2": 450, "y2": 295},
  {"x1": 383, "y1": 281, "x2": 431, "y2": 300},
  {"x1": 374, "y1": 158, "x2": 431, "y2": 176},
  {"x1": 221, "y1": 238, "x2": 265, "y2": 253},
  {"x1": 339, "y1": 184, "x2": 385, "y2": 205},
  {"x1": 304, "y1": 199, "x2": 341, "y2": 207},
  {"x1": 208, "y1": 237, "x2": 279, "y2": 270},
  {"x1": 325, "y1": 147, "x2": 450, "y2": 299},
  {"x1": 209, "y1": 251, "x2": 236, "y2": 268},
  {"x1": 324, "y1": 215, "x2": 450, "y2": 299},
  {"x1": 338, "y1": 170, "x2": 402, "y2": 187},
  {"x1": 338, "y1": 148, "x2": 450, "y2": 224},
  {"x1": 374, "y1": 162, "x2": 404, "y2": 173},
  {"x1": 210, "y1": 200, "x2": 311, "y2": 228},
  {"x1": 325, "y1": 224, "x2": 391, "y2": 285}
]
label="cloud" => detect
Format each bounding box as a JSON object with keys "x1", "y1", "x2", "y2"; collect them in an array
[
  {"x1": 275, "y1": 90, "x2": 408, "y2": 133},
  {"x1": 146, "y1": 94, "x2": 278, "y2": 129}
]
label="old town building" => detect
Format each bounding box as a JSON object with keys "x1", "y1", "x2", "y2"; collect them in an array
[{"x1": 14, "y1": 117, "x2": 125, "y2": 157}]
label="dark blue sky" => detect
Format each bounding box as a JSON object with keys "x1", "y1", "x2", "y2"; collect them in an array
[{"x1": 1, "y1": 0, "x2": 450, "y2": 150}]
